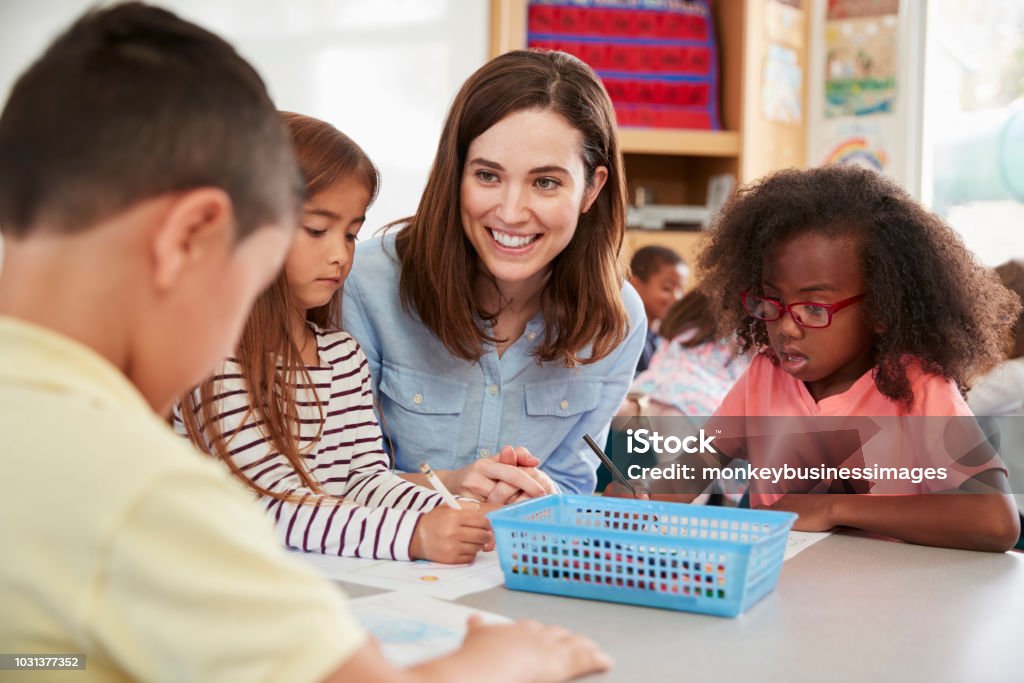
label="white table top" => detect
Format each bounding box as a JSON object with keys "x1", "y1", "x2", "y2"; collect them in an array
[{"x1": 338, "y1": 533, "x2": 1024, "y2": 682}]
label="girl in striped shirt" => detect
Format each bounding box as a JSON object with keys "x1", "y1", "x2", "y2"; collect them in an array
[{"x1": 173, "y1": 112, "x2": 492, "y2": 563}]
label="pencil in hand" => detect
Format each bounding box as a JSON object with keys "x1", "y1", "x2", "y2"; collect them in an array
[{"x1": 420, "y1": 462, "x2": 463, "y2": 510}]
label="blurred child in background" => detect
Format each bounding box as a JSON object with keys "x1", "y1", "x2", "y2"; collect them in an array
[{"x1": 628, "y1": 245, "x2": 687, "y2": 373}]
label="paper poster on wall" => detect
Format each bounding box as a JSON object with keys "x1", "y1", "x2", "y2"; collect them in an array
[
  {"x1": 762, "y1": 44, "x2": 803, "y2": 124},
  {"x1": 820, "y1": 120, "x2": 890, "y2": 172},
  {"x1": 826, "y1": 0, "x2": 898, "y2": 20},
  {"x1": 765, "y1": 0, "x2": 804, "y2": 48},
  {"x1": 824, "y1": 12, "x2": 898, "y2": 117}
]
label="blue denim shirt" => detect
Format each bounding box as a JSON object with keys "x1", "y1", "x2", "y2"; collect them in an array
[{"x1": 342, "y1": 233, "x2": 647, "y2": 494}]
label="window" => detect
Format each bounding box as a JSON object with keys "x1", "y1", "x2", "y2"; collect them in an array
[{"x1": 922, "y1": 0, "x2": 1024, "y2": 265}]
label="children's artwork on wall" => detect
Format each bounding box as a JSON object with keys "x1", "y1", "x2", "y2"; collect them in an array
[
  {"x1": 526, "y1": 0, "x2": 721, "y2": 130},
  {"x1": 826, "y1": 0, "x2": 898, "y2": 20},
  {"x1": 765, "y1": 0, "x2": 805, "y2": 48},
  {"x1": 820, "y1": 119, "x2": 890, "y2": 172},
  {"x1": 824, "y1": 8, "x2": 898, "y2": 117},
  {"x1": 762, "y1": 43, "x2": 803, "y2": 124}
]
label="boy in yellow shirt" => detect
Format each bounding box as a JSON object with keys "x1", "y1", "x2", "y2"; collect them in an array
[{"x1": 0, "y1": 3, "x2": 610, "y2": 682}]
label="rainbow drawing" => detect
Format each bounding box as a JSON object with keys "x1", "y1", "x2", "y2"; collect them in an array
[{"x1": 824, "y1": 137, "x2": 889, "y2": 171}]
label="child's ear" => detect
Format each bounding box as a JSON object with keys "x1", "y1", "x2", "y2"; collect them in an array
[{"x1": 151, "y1": 188, "x2": 234, "y2": 292}]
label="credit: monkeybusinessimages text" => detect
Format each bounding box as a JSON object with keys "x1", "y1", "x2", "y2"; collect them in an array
[
  {"x1": 623, "y1": 429, "x2": 950, "y2": 485},
  {"x1": 626, "y1": 463, "x2": 950, "y2": 485}
]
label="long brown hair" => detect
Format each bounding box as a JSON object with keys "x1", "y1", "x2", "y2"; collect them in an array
[
  {"x1": 394, "y1": 49, "x2": 629, "y2": 366},
  {"x1": 660, "y1": 289, "x2": 718, "y2": 348},
  {"x1": 179, "y1": 112, "x2": 378, "y2": 500}
]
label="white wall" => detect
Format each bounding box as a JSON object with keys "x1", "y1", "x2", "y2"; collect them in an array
[{"x1": 0, "y1": 0, "x2": 489, "y2": 235}]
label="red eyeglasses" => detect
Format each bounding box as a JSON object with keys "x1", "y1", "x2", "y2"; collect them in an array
[{"x1": 741, "y1": 292, "x2": 866, "y2": 329}]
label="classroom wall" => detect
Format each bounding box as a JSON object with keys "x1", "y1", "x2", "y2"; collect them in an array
[
  {"x1": 805, "y1": 0, "x2": 924, "y2": 196},
  {"x1": 0, "y1": 0, "x2": 489, "y2": 237}
]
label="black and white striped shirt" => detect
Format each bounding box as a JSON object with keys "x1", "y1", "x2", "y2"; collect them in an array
[{"x1": 172, "y1": 328, "x2": 443, "y2": 560}]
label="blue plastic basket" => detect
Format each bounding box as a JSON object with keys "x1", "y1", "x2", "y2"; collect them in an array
[{"x1": 487, "y1": 495, "x2": 797, "y2": 617}]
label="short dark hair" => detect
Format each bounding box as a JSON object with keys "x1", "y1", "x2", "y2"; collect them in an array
[
  {"x1": 0, "y1": 2, "x2": 301, "y2": 238},
  {"x1": 630, "y1": 245, "x2": 684, "y2": 281}
]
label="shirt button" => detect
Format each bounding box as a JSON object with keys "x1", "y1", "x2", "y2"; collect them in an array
[
  {"x1": 527, "y1": 332, "x2": 537, "y2": 341},
  {"x1": 413, "y1": 393, "x2": 423, "y2": 405},
  {"x1": 560, "y1": 399, "x2": 569, "y2": 410},
  {"x1": 479, "y1": 448, "x2": 490, "y2": 457},
  {"x1": 488, "y1": 384, "x2": 499, "y2": 395}
]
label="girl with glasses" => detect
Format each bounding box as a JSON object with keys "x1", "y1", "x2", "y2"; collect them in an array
[{"x1": 622, "y1": 165, "x2": 1020, "y2": 552}]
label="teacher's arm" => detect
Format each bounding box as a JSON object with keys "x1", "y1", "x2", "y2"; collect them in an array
[{"x1": 540, "y1": 287, "x2": 648, "y2": 494}]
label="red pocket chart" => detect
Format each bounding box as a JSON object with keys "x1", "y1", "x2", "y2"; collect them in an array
[{"x1": 527, "y1": 0, "x2": 721, "y2": 130}]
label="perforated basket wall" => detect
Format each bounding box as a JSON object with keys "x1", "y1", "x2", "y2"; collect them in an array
[{"x1": 488, "y1": 495, "x2": 796, "y2": 617}]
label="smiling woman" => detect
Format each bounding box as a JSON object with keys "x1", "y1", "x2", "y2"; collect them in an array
[
  {"x1": 460, "y1": 108, "x2": 608, "y2": 307},
  {"x1": 343, "y1": 49, "x2": 647, "y2": 502}
]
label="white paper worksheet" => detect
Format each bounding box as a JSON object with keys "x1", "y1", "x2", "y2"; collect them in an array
[
  {"x1": 349, "y1": 592, "x2": 511, "y2": 667},
  {"x1": 784, "y1": 530, "x2": 831, "y2": 560},
  {"x1": 293, "y1": 549, "x2": 506, "y2": 600}
]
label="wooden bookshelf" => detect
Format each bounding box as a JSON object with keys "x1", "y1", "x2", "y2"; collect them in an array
[
  {"x1": 618, "y1": 128, "x2": 741, "y2": 157},
  {"x1": 489, "y1": 0, "x2": 811, "y2": 269}
]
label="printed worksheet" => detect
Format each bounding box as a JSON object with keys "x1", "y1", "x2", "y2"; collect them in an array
[
  {"x1": 784, "y1": 530, "x2": 831, "y2": 560},
  {"x1": 349, "y1": 592, "x2": 511, "y2": 666},
  {"x1": 293, "y1": 549, "x2": 506, "y2": 600}
]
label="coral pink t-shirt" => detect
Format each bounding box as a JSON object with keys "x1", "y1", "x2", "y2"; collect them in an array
[{"x1": 709, "y1": 354, "x2": 1007, "y2": 503}]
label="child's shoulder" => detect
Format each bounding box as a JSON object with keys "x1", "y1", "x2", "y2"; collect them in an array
[
  {"x1": 900, "y1": 356, "x2": 969, "y2": 416},
  {"x1": 314, "y1": 328, "x2": 366, "y2": 368}
]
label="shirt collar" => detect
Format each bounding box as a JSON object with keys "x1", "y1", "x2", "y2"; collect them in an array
[{"x1": 0, "y1": 315, "x2": 153, "y2": 415}]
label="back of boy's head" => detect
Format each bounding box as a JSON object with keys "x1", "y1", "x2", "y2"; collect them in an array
[
  {"x1": 630, "y1": 245, "x2": 684, "y2": 281},
  {"x1": 699, "y1": 165, "x2": 1021, "y2": 404},
  {"x1": 0, "y1": 2, "x2": 302, "y2": 239}
]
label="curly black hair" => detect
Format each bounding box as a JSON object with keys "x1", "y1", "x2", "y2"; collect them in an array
[{"x1": 697, "y1": 165, "x2": 1021, "y2": 405}]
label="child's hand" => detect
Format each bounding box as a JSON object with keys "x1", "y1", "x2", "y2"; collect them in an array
[
  {"x1": 602, "y1": 481, "x2": 649, "y2": 500},
  {"x1": 460, "y1": 614, "x2": 613, "y2": 682},
  {"x1": 762, "y1": 494, "x2": 837, "y2": 531},
  {"x1": 409, "y1": 506, "x2": 494, "y2": 564}
]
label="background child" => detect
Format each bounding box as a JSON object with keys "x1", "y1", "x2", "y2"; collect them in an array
[
  {"x1": 623, "y1": 289, "x2": 749, "y2": 418},
  {"x1": 0, "y1": 4, "x2": 609, "y2": 681},
  {"x1": 967, "y1": 259, "x2": 1024, "y2": 548},
  {"x1": 607, "y1": 289, "x2": 748, "y2": 501},
  {"x1": 628, "y1": 245, "x2": 688, "y2": 373},
  {"x1": 968, "y1": 259, "x2": 1024, "y2": 417},
  {"x1": 174, "y1": 112, "x2": 491, "y2": 564},
  {"x1": 692, "y1": 165, "x2": 1021, "y2": 552}
]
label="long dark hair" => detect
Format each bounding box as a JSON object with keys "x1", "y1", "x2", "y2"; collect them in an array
[
  {"x1": 179, "y1": 112, "x2": 378, "y2": 501},
  {"x1": 394, "y1": 49, "x2": 629, "y2": 367}
]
